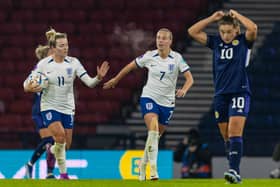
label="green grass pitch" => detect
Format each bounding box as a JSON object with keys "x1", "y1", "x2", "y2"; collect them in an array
[{"x1": 1, "y1": 179, "x2": 280, "y2": 187}]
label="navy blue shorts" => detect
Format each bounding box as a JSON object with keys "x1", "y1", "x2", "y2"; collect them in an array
[
  {"x1": 140, "y1": 97, "x2": 174, "y2": 125},
  {"x1": 213, "y1": 93, "x2": 250, "y2": 123},
  {"x1": 32, "y1": 114, "x2": 46, "y2": 132},
  {"x1": 41, "y1": 110, "x2": 74, "y2": 129}
]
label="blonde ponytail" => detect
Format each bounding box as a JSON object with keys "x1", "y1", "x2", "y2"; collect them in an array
[
  {"x1": 45, "y1": 28, "x2": 57, "y2": 47},
  {"x1": 35, "y1": 45, "x2": 50, "y2": 60},
  {"x1": 45, "y1": 28, "x2": 56, "y2": 41},
  {"x1": 45, "y1": 27, "x2": 67, "y2": 47}
]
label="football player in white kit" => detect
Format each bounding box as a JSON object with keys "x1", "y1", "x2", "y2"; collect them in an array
[
  {"x1": 24, "y1": 29, "x2": 109, "y2": 179},
  {"x1": 104, "y1": 28, "x2": 194, "y2": 180}
]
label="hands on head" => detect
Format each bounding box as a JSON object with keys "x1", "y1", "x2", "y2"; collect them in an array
[
  {"x1": 211, "y1": 9, "x2": 239, "y2": 21},
  {"x1": 211, "y1": 11, "x2": 225, "y2": 21},
  {"x1": 229, "y1": 9, "x2": 239, "y2": 19}
]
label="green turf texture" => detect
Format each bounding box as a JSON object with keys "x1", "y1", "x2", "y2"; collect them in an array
[{"x1": 1, "y1": 179, "x2": 280, "y2": 187}]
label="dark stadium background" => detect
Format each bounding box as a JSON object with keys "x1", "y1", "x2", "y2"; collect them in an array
[{"x1": 0, "y1": 0, "x2": 279, "y2": 175}]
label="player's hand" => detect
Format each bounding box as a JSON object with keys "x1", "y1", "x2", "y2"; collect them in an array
[
  {"x1": 176, "y1": 89, "x2": 186, "y2": 98},
  {"x1": 26, "y1": 80, "x2": 42, "y2": 92},
  {"x1": 97, "y1": 61, "x2": 110, "y2": 80},
  {"x1": 188, "y1": 145, "x2": 198, "y2": 153},
  {"x1": 210, "y1": 11, "x2": 225, "y2": 22},
  {"x1": 103, "y1": 78, "x2": 118, "y2": 89},
  {"x1": 183, "y1": 137, "x2": 188, "y2": 145},
  {"x1": 229, "y1": 9, "x2": 239, "y2": 19}
]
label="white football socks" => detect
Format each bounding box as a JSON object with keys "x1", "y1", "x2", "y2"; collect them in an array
[
  {"x1": 146, "y1": 131, "x2": 159, "y2": 166},
  {"x1": 139, "y1": 130, "x2": 161, "y2": 180},
  {"x1": 51, "y1": 142, "x2": 67, "y2": 174}
]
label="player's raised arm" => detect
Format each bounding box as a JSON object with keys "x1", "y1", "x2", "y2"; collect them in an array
[
  {"x1": 229, "y1": 9, "x2": 258, "y2": 42},
  {"x1": 80, "y1": 61, "x2": 110, "y2": 88},
  {"x1": 103, "y1": 60, "x2": 138, "y2": 89},
  {"x1": 188, "y1": 11, "x2": 225, "y2": 45},
  {"x1": 96, "y1": 61, "x2": 110, "y2": 80},
  {"x1": 176, "y1": 71, "x2": 194, "y2": 98}
]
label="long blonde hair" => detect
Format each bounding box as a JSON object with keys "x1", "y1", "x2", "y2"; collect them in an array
[{"x1": 35, "y1": 45, "x2": 50, "y2": 60}]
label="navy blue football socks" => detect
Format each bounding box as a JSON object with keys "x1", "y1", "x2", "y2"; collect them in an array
[
  {"x1": 224, "y1": 140, "x2": 230, "y2": 161},
  {"x1": 229, "y1": 136, "x2": 243, "y2": 174},
  {"x1": 30, "y1": 136, "x2": 54, "y2": 165}
]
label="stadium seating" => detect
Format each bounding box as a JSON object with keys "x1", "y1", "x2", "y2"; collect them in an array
[
  {"x1": 0, "y1": 88, "x2": 15, "y2": 103},
  {"x1": 0, "y1": 0, "x2": 13, "y2": 10}
]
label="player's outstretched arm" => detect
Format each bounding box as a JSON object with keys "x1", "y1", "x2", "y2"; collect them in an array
[
  {"x1": 229, "y1": 9, "x2": 258, "y2": 42},
  {"x1": 176, "y1": 71, "x2": 194, "y2": 98},
  {"x1": 103, "y1": 61, "x2": 137, "y2": 89},
  {"x1": 188, "y1": 11, "x2": 224, "y2": 45},
  {"x1": 80, "y1": 61, "x2": 110, "y2": 88}
]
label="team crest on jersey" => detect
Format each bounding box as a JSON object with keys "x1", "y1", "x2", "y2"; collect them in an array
[
  {"x1": 46, "y1": 112, "x2": 52, "y2": 121},
  {"x1": 215, "y1": 111, "x2": 219, "y2": 119},
  {"x1": 146, "y1": 103, "x2": 153, "y2": 110},
  {"x1": 168, "y1": 64, "x2": 175, "y2": 72},
  {"x1": 232, "y1": 40, "x2": 239, "y2": 46},
  {"x1": 66, "y1": 68, "x2": 73, "y2": 77}
]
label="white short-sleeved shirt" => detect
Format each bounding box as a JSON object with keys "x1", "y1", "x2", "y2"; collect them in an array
[
  {"x1": 34, "y1": 56, "x2": 87, "y2": 115},
  {"x1": 135, "y1": 50, "x2": 190, "y2": 107}
]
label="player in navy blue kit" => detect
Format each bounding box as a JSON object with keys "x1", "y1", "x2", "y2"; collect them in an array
[
  {"x1": 24, "y1": 44, "x2": 56, "y2": 179},
  {"x1": 188, "y1": 9, "x2": 257, "y2": 183}
]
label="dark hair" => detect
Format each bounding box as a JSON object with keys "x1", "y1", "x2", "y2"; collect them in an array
[
  {"x1": 188, "y1": 137, "x2": 200, "y2": 146},
  {"x1": 187, "y1": 128, "x2": 200, "y2": 146},
  {"x1": 188, "y1": 128, "x2": 200, "y2": 139},
  {"x1": 218, "y1": 15, "x2": 240, "y2": 28}
]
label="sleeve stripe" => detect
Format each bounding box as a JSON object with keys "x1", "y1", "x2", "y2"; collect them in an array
[
  {"x1": 182, "y1": 68, "x2": 190, "y2": 73},
  {"x1": 245, "y1": 49, "x2": 251, "y2": 67},
  {"x1": 79, "y1": 72, "x2": 87, "y2": 78}
]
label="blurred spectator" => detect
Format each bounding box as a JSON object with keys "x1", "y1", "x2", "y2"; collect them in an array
[
  {"x1": 174, "y1": 128, "x2": 212, "y2": 178},
  {"x1": 270, "y1": 143, "x2": 280, "y2": 178}
]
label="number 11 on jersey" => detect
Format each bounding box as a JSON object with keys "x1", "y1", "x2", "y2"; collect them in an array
[{"x1": 57, "y1": 76, "x2": 65, "y2": 86}]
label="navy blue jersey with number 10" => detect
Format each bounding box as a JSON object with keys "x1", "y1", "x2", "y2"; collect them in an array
[{"x1": 206, "y1": 34, "x2": 253, "y2": 96}]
